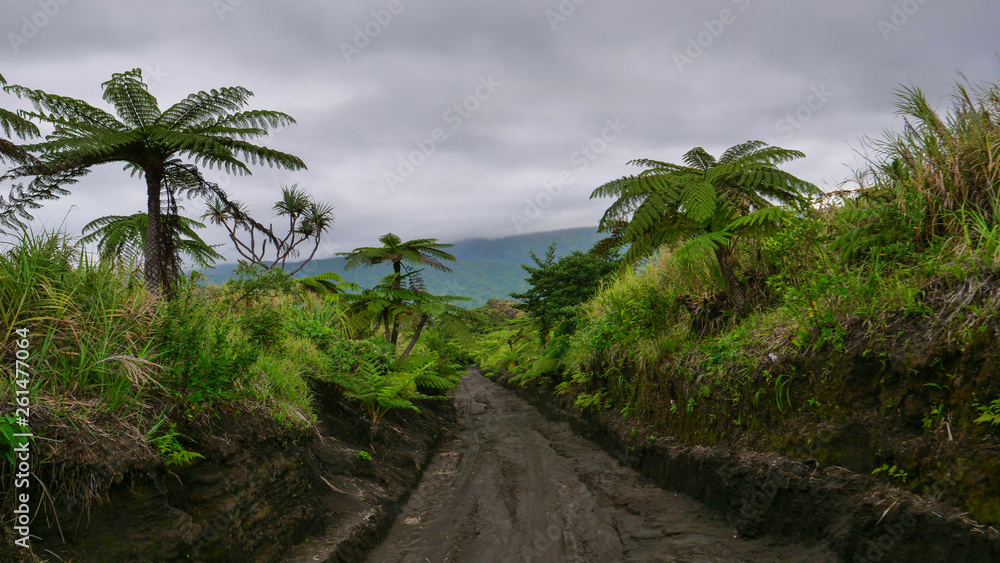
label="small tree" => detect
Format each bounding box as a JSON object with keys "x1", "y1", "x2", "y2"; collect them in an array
[
  {"x1": 510, "y1": 242, "x2": 620, "y2": 343},
  {"x1": 338, "y1": 233, "x2": 457, "y2": 344},
  {"x1": 592, "y1": 141, "x2": 819, "y2": 311},
  {"x1": 203, "y1": 183, "x2": 335, "y2": 276},
  {"x1": 4, "y1": 69, "x2": 306, "y2": 294},
  {"x1": 343, "y1": 271, "x2": 482, "y2": 357}
]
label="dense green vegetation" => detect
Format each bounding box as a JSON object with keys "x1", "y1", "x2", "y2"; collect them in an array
[
  {"x1": 3, "y1": 69, "x2": 306, "y2": 295},
  {"x1": 202, "y1": 226, "x2": 607, "y2": 307},
  {"x1": 0, "y1": 71, "x2": 479, "y2": 493},
  {"x1": 4, "y1": 62, "x2": 1000, "y2": 550},
  {"x1": 0, "y1": 229, "x2": 471, "y2": 437},
  {"x1": 478, "y1": 77, "x2": 1000, "y2": 525},
  {"x1": 510, "y1": 241, "x2": 621, "y2": 342}
]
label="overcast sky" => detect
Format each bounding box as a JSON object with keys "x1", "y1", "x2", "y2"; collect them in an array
[{"x1": 1, "y1": 0, "x2": 997, "y2": 261}]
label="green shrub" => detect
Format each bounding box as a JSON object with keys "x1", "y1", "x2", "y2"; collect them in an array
[
  {"x1": 327, "y1": 355, "x2": 455, "y2": 434},
  {"x1": 325, "y1": 337, "x2": 394, "y2": 375},
  {"x1": 248, "y1": 350, "x2": 315, "y2": 427},
  {"x1": 240, "y1": 305, "x2": 286, "y2": 348},
  {"x1": 155, "y1": 287, "x2": 255, "y2": 404}
]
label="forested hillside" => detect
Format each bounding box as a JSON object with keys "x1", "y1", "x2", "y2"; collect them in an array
[{"x1": 200, "y1": 226, "x2": 604, "y2": 306}]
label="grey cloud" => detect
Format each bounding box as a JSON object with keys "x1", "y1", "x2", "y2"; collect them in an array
[{"x1": 2, "y1": 0, "x2": 998, "y2": 257}]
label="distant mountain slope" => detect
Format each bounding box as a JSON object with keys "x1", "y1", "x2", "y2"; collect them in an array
[{"x1": 200, "y1": 227, "x2": 604, "y2": 307}]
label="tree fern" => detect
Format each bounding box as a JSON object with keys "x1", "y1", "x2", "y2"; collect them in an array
[
  {"x1": 592, "y1": 141, "x2": 819, "y2": 310},
  {"x1": 328, "y1": 358, "x2": 448, "y2": 434},
  {"x1": 79, "y1": 212, "x2": 223, "y2": 271},
  {"x1": 339, "y1": 235, "x2": 459, "y2": 346},
  {"x1": 299, "y1": 272, "x2": 362, "y2": 295},
  {"x1": 2, "y1": 69, "x2": 305, "y2": 295}
]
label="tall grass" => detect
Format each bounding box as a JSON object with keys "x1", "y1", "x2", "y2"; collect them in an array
[
  {"x1": 877, "y1": 79, "x2": 1000, "y2": 236},
  {"x1": 0, "y1": 230, "x2": 160, "y2": 410}
]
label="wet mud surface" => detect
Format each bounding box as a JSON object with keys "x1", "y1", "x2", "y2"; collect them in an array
[{"x1": 365, "y1": 369, "x2": 835, "y2": 562}]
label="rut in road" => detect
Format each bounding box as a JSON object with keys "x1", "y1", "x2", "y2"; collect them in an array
[{"x1": 365, "y1": 369, "x2": 835, "y2": 562}]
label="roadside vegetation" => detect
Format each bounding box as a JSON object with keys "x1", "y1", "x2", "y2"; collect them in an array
[
  {"x1": 0, "y1": 70, "x2": 479, "y2": 536},
  {"x1": 478, "y1": 77, "x2": 1000, "y2": 525}
]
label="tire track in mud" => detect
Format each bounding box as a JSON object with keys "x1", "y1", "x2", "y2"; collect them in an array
[{"x1": 364, "y1": 368, "x2": 835, "y2": 562}]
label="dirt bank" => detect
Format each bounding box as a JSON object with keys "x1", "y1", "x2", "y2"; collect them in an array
[
  {"x1": 365, "y1": 369, "x2": 835, "y2": 562},
  {"x1": 493, "y1": 370, "x2": 1000, "y2": 562},
  {"x1": 4, "y1": 380, "x2": 454, "y2": 562}
]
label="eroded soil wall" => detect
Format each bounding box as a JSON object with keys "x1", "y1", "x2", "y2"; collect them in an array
[
  {"x1": 494, "y1": 371, "x2": 1000, "y2": 562},
  {"x1": 3, "y1": 382, "x2": 453, "y2": 562}
]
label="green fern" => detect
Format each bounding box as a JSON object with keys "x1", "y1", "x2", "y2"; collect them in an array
[
  {"x1": 78, "y1": 212, "x2": 223, "y2": 270},
  {"x1": 299, "y1": 272, "x2": 362, "y2": 295},
  {"x1": 148, "y1": 422, "x2": 204, "y2": 467},
  {"x1": 328, "y1": 357, "x2": 451, "y2": 434},
  {"x1": 3, "y1": 68, "x2": 305, "y2": 293},
  {"x1": 592, "y1": 141, "x2": 819, "y2": 310}
]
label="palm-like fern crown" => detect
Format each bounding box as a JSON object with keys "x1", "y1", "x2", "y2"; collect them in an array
[
  {"x1": 0, "y1": 73, "x2": 40, "y2": 165},
  {"x1": 79, "y1": 212, "x2": 223, "y2": 268},
  {"x1": 591, "y1": 140, "x2": 820, "y2": 263},
  {"x1": 8, "y1": 68, "x2": 305, "y2": 188},
  {"x1": 339, "y1": 232, "x2": 457, "y2": 273}
]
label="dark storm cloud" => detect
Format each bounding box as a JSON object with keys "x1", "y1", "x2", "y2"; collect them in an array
[{"x1": 2, "y1": 0, "x2": 998, "y2": 254}]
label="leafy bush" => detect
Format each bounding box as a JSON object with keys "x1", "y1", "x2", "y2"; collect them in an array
[
  {"x1": 325, "y1": 337, "x2": 394, "y2": 375},
  {"x1": 155, "y1": 287, "x2": 255, "y2": 404},
  {"x1": 326, "y1": 355, "x2": 455, "y2": 434},
  {"x1": 240, "y1": 305, "x2": 286, "y2": 348},
  {"x1": 248, "y1": 346, "x2": 316, "y2": 427},
  {"x1": 510, "y1": 243, "x2": 620, "y2": 342},
  {"x1": 285, "y1": 298, "x2": 346, "y2": 351}
]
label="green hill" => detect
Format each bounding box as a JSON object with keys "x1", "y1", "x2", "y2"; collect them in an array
[{"x1": 200, "y1": 227, "x2": 604, "y2": 307}]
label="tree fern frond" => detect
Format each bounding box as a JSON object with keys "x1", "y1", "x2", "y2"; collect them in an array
[
  {"x1": 683, "y1": 147, "x2": 717, "y2": 171},
  {"x1": 627, "y1": 158, "x2": 689, "y2": 173},
  {"x1": 101, "y1": 69, "x2": 161, "y2": 130},
  {"x1": 718, "y1": 140, "x2": 767, "y2": 164},
  {"x1": 191, "y1": 109, "x2": 296, "y2": 136},
  {"x1": 0, "y1": 108, "x2": 39, "y2": 141},
  {"x1": 727, "y1": 205, "x2": 794, "y2": 234},
  {"x1": 214, "y1": 138, "x2": 307, "y2": 170},
  {"x1": 158, "y1": 86, "x2": 254, "y2": 129},
  {"x1": 6, "y1": 85, "x2": 126, "y2": 132},
  {"x1": 676, "y1": 231, "x2": 733, "y2": 258},
  {"x1": 679, "y1": 180, "x2": 716, "y2": 223}
]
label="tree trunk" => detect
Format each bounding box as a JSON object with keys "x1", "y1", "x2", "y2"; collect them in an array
[
  {"x1": 714, "y1": 246, "x2": 745, "y2": 312},
  {"x1": 382, "y1": 310, "x2": 392, "y2": 344},
  {"x1": 390, "y1": 261, "x2": 402, "y2": 345},
  {"x1": 144, "y1": 165, "x2": 165, "y2": 296},
  {"x1": 401, "y1": 314, "x2": 429, "y2": 357}
]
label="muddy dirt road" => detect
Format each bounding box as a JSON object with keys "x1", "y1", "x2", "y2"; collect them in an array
[{"x1": 364, "y1": 369, "x2": 835, "y2": 562}]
